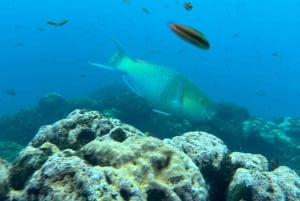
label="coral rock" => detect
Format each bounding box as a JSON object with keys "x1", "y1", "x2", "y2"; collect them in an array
[
  {"x1": 0, "y1": 158, "x2": 10, "y2": 199},
  {"x1": 228, "y1": 152, "x2": 268, "y2": 171},
  {"x1": 227, "y1": 166, "x2": 300, "y2": 201},
  {"x1": 7, "y1": 110, "x2": 208, "y2": 201},
  {"x1": 3, "y1": 110, "x2": 300, "y2": 201},
  {"x1": 80, "y1": 136, "x2": 208, "y2": 200},
  {"x1": 164, "y1": 131, "x2": 228, "y2": 169}
]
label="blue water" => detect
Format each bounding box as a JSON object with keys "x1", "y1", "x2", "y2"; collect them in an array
[{"x1": 1, "y1": 0, "x2": 299, "y2": 119}]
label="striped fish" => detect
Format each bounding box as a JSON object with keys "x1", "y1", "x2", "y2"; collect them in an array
[{"x1": 169, "y1": 22, "x2": 210, "y2": 49}]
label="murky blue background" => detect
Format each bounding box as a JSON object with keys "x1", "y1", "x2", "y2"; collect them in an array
[{"x1": 1, "y1": 0, "x2": 299, "y2": 119}]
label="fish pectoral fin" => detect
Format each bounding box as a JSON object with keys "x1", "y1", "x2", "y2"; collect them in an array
[
  {"x1": 122, "y1": 75, "x2": 144, "y2": 97},
  {"x1": 152, "y1": 109, "x2": 172, "y2": 116},
  {"x1": 173, "y1": 81, "x2": 183, "y2": 105},
  {"x1": 89, "y1": 62, "x2": 116, "y2": 71}
]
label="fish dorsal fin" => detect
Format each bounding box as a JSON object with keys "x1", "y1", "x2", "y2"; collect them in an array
[
  {"x1": 173, "y1": 81, "x2": 183, "y2": 105},
  {"x1": 89, "y1": 38, "x2": 128, "y2": 71},
  {"x1": 106, "y1": 38, "x2": 127, "y2": 67},
  {"x1": 122, "y1": 75, "x2": 143, "y2": 97}
]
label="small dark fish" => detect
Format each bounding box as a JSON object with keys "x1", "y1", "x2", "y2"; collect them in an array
[
  {"x1": 141, "y1": 7, "x2": 149, "y2": 14},
  {"x1": 46, "y1": 19, "x2": 68, "y2": 26},
  {"x1": 177, "y1": 48, "x2": 184, "y2": 54},
  {"x1": 58, "y1": 19, "x2": 68, "y2": 26},
  {"x1": 183, "y1": 2, "x2": 193, "y2": 11},
  {"x1": 80, "y1": 74, "x2": 86, "y2": 78},
  {"x1": 2, "y1": 89, "x2": 16, "y2": 96},
  {"x1": 169, "y1": 22, "x2": 210, "y2": 49},
  {"x1": 269, "y1": 157, "x2": 280, "y2": 171},
  {"x1": 149, "y1": 50, "x2": 159, "y2": 54},
  {"x1": 15, "y1": 42, "x2": 24, "y2": 46},
  {"x1": 47, "y1": 21, "x2": 58, "y2": 26},
  {"x1": 232, "y1": 33, "x2": 238, "y2": 37},
  {"x1": 272, "y1": 52, "x2": 279, "y2": 57},
  {"x1": 255, "y1": 91, "x2": 266, "y2": 96},
  {"x1": 37, "y1": 27, "x2": 44, "y2": 31}
]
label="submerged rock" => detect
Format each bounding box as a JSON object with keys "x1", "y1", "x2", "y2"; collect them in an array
[
  {"x1": 164, "y1": 132, "x2": 228, "y2": 169},
  {"x1": 227, "y1": 166, "x2": 300, "y2": 201},
  {"x1": 7, "y1": 110, "x2": 208, "y2": 201},
  {"x1": 0, "y1": 159, "x2": 10, "y2": 200},
  {"x1": 1, "y1": 110, "x2": 299, "y2": 201}
]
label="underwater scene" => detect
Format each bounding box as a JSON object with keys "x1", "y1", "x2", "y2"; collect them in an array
[{"x1": 0, "y1": 0, "x2": 300, "y2": 200}]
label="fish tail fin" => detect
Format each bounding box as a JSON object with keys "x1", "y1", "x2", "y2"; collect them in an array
[{"x1": 89, "y1": 37, "x2": 128, "y2": 71}]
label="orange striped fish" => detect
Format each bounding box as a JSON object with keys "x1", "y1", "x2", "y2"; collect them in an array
[{"x1": 169, "y1": 22, "x2": 210, "y2": 50}]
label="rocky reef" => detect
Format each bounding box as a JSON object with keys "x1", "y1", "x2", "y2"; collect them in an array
[
  {"x1": 1, "y1": 110, "x2": 299, "y2": 201},
  {"x1": 242, "y1": 117, "x2": 300, "y2": 173},
  {"x1": 1, "y1": 87, "x2": 300, "y2": 177}
]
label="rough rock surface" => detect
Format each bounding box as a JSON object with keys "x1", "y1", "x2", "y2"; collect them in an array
[
  {"x1": 228, "y1": 166, "x2": 300, "y2": 201},
  {"x1": 0, "y1": 159, "x2": 10, "y2": 199},
  {"x1": 1, "y1": 109, "x2": 300, "y2": 201},
  {"x1": 228, "y1": 152, "x2": 268, "y2": 171},
  {"x1": 6, "y1": 110, "x2": 208, "y2": 201},
  {"x1": 163, "y1": 131, "x2": 228, "y2": 169}
]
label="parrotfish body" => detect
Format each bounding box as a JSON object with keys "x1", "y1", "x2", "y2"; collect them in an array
[{"x1": 90, "y1": 39, "x2": 215, "y2": 121}]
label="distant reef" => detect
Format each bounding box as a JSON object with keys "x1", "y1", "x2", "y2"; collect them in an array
[
  {"x1": 0, "y1": 109, "x2": 299, "y2": 201},
  {"x1": 0, "y1": 84, "x2": 299, "y2": 174}
]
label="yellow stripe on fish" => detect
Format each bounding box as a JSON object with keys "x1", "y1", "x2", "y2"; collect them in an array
[{"x1": 90, "y1": 39, "x2": 215, "y2": 121}]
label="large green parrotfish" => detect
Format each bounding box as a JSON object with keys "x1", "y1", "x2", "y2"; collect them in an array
[{"x1": 90, "y1": 39, "x2": 215, "y2": 121}]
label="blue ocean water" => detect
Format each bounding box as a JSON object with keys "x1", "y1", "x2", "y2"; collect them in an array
[{"x1": 0, "y1": 0, "x2": 299, "y2": 119}]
